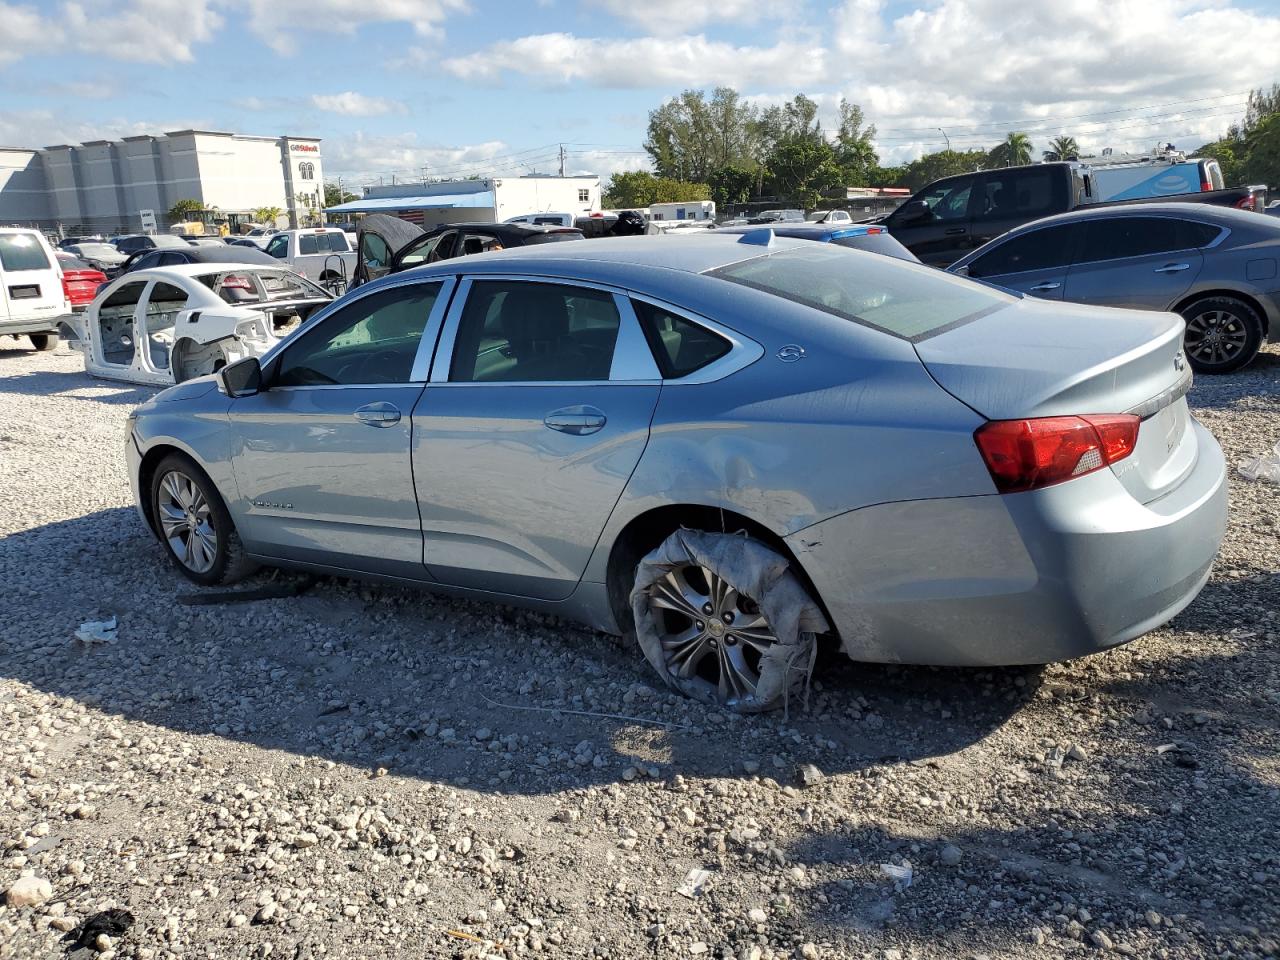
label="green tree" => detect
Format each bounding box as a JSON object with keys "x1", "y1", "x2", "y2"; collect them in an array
[
  {"x1": 765, "y1": 135, "x2": 843, "y2": 209},
  {"x1": 894, "y1": 149, "x2": 988, "y2": 191},
  {"x1": 708, "y1": 164, "x2": 756, "y2": 208},
  {"x1": 987, "y1": 131, "x2": 1033, "y2": 167},
  {"x1": 251, "y1": 206, "x2": 283, "y2": 225},
  {"x1": 1195, "y1": 135, "x2": 1244, "y2": 185},
  {"x1": 324, "y1": 183, "x2": 357, "y2": 207},
  {"x1": 603, "y1": 171, "x2": 710, "y2": 207},
  {"x1": 833, "y1": 98, "x2": 879, "y2": 187},
  {"x1": 1240, "y1": 111, "x2": 1280, "y2": 188},
  {"x1": 168, "y1": 198, "x2": 204, "y2": 220},
  {"x1": 1042, "y1": 135, "x2": 1079, "y2": 162}
]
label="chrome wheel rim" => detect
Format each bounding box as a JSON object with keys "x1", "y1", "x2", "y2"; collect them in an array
[
  {"x1": 647, "y1": 563, "x2": 778, "y2": 703},
  {"x1": 157, "y1": 470, "x2": 218, "y2": 574},
  {"x1": 1185, "y1": 309, "x2": 1248, "y2": 366}
]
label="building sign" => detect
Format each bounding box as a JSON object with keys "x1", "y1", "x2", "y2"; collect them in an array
[
  {"x1": 138, "y1": 209, "x2": 156, "y2": 233},
  {"x1": 290, "y1": 144, "x2": 319, "y2": 153}
]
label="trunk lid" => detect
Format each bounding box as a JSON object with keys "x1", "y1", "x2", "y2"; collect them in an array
[{"x1": 916, "y1": 297, "x2": 1196, "y2": 503}]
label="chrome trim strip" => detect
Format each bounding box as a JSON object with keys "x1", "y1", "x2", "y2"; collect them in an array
[
  {"x1": 1127, "y1": 368, "x2": 1194, "y2": 419},
  {"x1": 609, "y1": 293, "x2": 662, "y2": 381}
]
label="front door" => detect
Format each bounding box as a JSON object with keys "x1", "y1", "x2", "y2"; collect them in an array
[
  {"x1": 413, "y1": 277, "x2": 661, "y2": 600},
  {"x1": 227, "y1": 278, "x2": 453, "y2": 575},
  {"x1": 887, "y1": 176, "x2": 976, "y2": 266},
  {"x1": 1064, "y1": 216, "x2": 1203, "y2": 311}
]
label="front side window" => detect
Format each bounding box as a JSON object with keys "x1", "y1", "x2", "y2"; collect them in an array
[
  {"x1": 632, "y1": 300, "x2": 730, "y2": 378},
  {"x1": 449, "y1": 281, "x2": 621, "y2": 383},
  {"x1": 275, "y1": 282, "x2": 441, "y2": 386},
  {"x1": 968, "y1": 224, "x2": 1078, "y2": 278},
  {"x1": 913, "y1": 179, "x2": 973, "y2": 223},
  {"x1": 396, "y1": 234, "x2": 443, "y2": 267},
  {"x1": 1077, "y1": 217, "x2": 1190, "y2": 264},
  {"x1": 710, "y1": 245, "x2": 1011, "y2": 341},
  {"x1": 266, "y1": 234, "x2": 289, "y2": 259},
  {"x1": 0, "y1": 233, "x2": 50, "y2": 271},
  {"x1": 361, "y1": 233, "x2": 392, "y2": 270}
]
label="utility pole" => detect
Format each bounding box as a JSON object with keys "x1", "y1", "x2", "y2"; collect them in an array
[
  {"x1": 558, "y1": 144, "x2": 566, "y2": 178},
  {"x1": 938, "y1": 127, "x2": 951, "y2": 151}
]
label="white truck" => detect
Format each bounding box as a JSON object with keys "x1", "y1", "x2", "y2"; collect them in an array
[
  {"x1": 263, "y1": 228, "x2": 356, "y2": 288},
  {"x1": 0, "y1": 228, "x2": 71, "y2": 351}
]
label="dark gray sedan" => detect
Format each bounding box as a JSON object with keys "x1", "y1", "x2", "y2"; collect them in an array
[{"x1": 948, "y1": 203, "x2": 1280, "y2": 373}]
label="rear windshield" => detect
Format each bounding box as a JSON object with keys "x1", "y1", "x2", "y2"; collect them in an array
[
  {"x1": 71, "y1": 243, "x2": 119, "y2": 258},
  {"x1": 709, "y1": 244, "x2": 1011, "y2": 341},
  {"x1": 197, "y1": 270, "x2": 328, "y2": 305},
  {"x1": 153, "y1": 235, "x2": 190, "y2": 248},
  {"x1": 299, "y1": 232, "x2": 349, "y2": 255},
  {"x1": 0, "y1": 234, "x2": 50, "y2": 271}
]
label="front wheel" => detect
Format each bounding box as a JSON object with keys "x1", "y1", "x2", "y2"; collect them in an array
[
  {"x1": 1179, "y1": 296, "x2": 1263, "y2": 373},
  {"x1": 28, "y1": 334, "x2": 58, "y2": 351},
  {"x1": 150, "y1": 454, "x2": 256, "y2": 586}
]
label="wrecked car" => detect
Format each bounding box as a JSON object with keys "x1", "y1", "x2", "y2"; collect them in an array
[
  {"x1": 71, "y1": 265, "x2": 331, "y2": 386},
  {"x1": 126, "y1": 234, "x2": 1226, "y2": 712}
]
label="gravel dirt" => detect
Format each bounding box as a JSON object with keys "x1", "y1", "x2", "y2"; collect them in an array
[{"x1": 1, "y1": 341, "x2": 1277, "y2": 960}]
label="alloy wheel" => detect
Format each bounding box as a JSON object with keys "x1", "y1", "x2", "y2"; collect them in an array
[
  {"x1": 156, "y1": 470, "x2": 218, "y2": 574},
  {"x1": 647, "y1": 563, "x2": 778, "y2": 704},
  {"x1": 1184, "y1": 309, "x2": 1248, "y2": 367}
]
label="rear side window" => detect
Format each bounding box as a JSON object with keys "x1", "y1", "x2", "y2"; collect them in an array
[
  {"x1": 973, "y1": 167, "x2": 1063, "y2": 221},
  {"x1": 298, "y1": 232, "x2": 348, "y2": 254},
  {"x1": 1178, "y1": 219, "x2": 1223, "y2": 248},
  {"x1": 0, "y1": 234, "x2": 50, "y2": 271},
  {"x1": 1077, "y1": 217, "x2": 1195, "y2": 263},
  {"x1": 632, "y1": 300, "x2": 731, "y2": 378},
  {"x1": 968, "y1": 224, "x2": 1078, "y2": 277},
  {"x1": 709, "y1": 245, "x2": 1011, "y2": 341}
]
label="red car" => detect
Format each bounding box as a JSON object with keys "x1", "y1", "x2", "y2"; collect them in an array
[{"x1": 55, "y1": 251, "x2": 108, "y2": 309}]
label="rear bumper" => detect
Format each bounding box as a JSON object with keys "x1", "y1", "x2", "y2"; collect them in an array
[
  {"x1": 787, "y1": 419, "x2": 1228, "y2": 666},
  {"x1": 0, "y1": 315, "x2": 65, "y2": 336}
]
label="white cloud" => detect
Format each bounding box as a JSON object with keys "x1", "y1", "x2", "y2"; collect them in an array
[
  {"x1": 588, "y1": 0, "x2": 802, "y2": 35},
  {"x1": 237, "y1": 0, "x2": 469, "y2": 54},
  {"x1": 62, "y1": 0, "x2": 223, "y2": 63},
  {"x1": 442, "y1": 33, "x2": 827, "y2": 88},
  {"x1": 310, "y1": 92, "x2": 406, "y2": 116},
  {"x1": 0, "y1": 110, "x2": 215, "y2": 149},
  {"x1": 0, "y1": 3, "x2": 56, "y2": 66}
]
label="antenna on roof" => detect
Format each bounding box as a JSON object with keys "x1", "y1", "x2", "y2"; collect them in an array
[{"x1": 737, "y1": 228, "x2": 774, "y2": 247}]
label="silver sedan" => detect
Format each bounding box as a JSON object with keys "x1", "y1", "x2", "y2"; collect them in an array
[{"x1": 126, "y1": 234, "x2": 1228, "y2": 711}]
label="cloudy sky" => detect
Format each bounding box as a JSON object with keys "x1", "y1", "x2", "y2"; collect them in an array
[{"x1": 1, "y1": 0, "x2": 1278, "y2": 188}]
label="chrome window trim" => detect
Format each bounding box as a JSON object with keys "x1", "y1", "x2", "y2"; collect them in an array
[
  {"x1": 430, "y1": 274, "x2": 662, "y2": 385},
  {"x1": 626, "y1": 290, "x2": 765, "y2": 385}
]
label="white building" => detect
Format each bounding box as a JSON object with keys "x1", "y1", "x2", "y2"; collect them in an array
[
  {"x1": 0, "y1": 130, "x2": 324, "y2": 234},
  {"x1": 648, "y1": 200, "x2": 716, "y2": 221},
  {"x1": 328, "y1": 175, "x2": 601, "y2": 227}
]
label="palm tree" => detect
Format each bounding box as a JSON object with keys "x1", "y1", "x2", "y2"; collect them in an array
[
  {"x1": 1042, "y1": 135, "x2": 1080, "y2": 162},
  {"x1": 1003, "y1": 132, "x2": 1033, "y2": 166}
]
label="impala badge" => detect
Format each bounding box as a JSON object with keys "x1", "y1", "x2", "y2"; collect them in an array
[
  {"x1": 1174, "y1": 351, "x2": 1186, "y2": 372},
  {"x1": 777, "y1": 344, "x2": 806, "y2": 363}
]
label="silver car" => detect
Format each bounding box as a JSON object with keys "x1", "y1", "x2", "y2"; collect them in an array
[
  {"x1": 948, "y1": 203, "x2": 1280, "y2": 373},
  {"x1": 126, "y1": 235, "x2": 1228, "y2": 711}
]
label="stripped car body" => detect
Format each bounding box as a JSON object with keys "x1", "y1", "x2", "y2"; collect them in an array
[{"x1": 71, "y1": 264, "x2": 330, "y2": 386}]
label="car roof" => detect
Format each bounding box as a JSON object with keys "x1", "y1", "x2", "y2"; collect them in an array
[
  {"x1": 712, "y1": 223, "x2": 883, "y2": 240},
  {"x1": 425, "y1": 221, "x2": 583, "y2": 238},
  {"x1": 1003, "y1": 201, "x2": 1275, "y2": 232},
  {"x1": 117, "y1": 263, "x2": 296, "y2": 280},
  {"x1": 155, "y1": 246, "x2": 278, "y2": 263}
]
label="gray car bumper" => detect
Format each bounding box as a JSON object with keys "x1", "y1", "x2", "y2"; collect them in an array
[{"x1": 787, "y1": 419, "x2": 1228, "y2": 666}]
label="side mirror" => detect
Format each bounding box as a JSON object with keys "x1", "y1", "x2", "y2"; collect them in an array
[
  {"x1": 218, "y1": 356, "x2": 261, "y2": 397},
  {"x1": 897, "y1": 199, "x2": 930, "y2": 222}
]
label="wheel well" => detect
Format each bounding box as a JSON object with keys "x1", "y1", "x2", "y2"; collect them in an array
[
  {"x1": 1173, "y1": 289, "x2": 1270, "y2": 338},
  {"x1": 137, "y1": 444, "x2": 205, "y2": 537},
  {"x1": 604, "y1": 505, "x2": 826, "y2": 636}
]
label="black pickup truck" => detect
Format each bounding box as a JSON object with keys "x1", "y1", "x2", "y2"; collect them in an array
[{"x1": 881, "y1": 162, "x2": 1268, "y2": 266}]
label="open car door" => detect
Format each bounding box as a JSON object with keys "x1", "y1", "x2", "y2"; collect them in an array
[{"x1": 353, "y1": 214, "x2": 425, "y2": 288}]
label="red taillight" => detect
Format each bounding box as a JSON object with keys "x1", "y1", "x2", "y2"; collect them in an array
[
  {"x1": 974, "y1": 414, "x2": 1140, "y2": 493},
  {"x1": 1200, "y1": 181, "x2": 1212, "y2": 192},
  {"x1": 1234, "y1": 196, "x2": 1256, "y2": 211},
  {"x1": 61, "y1": 275, "x2": 72, "y2": 300},
  {"x1": 864, "y1": 226, "x2": 884, "y2": 234}
]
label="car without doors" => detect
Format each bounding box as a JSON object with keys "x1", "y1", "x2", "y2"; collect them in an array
[
  {"x1": 73, "y1": 264, "x2": 330, "y2": 385},
  {"x1": 126, "y1": 235, "x2": 1227, "y2": 712}
]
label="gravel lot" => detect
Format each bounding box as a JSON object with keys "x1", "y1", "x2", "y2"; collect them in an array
[{"x1": 1, "y1": 341, "x2": 1278, "y2": 960}]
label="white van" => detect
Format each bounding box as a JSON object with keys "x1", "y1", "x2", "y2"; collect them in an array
[
  {"x1": 0, "y1": 228, "x2": 70, "y2": 351},
  {"x1": 1087, "y1": 151, "x2": 1225, "y2": 202}
]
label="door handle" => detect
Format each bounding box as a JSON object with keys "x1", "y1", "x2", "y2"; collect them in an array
[
  {"x1": 1029, "y1": 281, "x2": 1062, "y2": 292},
  {"x1": 944, "y1": 227, "x2": 967, "y2": 236},
  {"x1": 544, "y1": 405, "x2": 607, "y2": 436},
  {"x1": 353, "y1": 402, "x2": 401, "y2": 427},
  {"x1": 1154, "y1": 262, "x2": 1191, "y2": 273}
]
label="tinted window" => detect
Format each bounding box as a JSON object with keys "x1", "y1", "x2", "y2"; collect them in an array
[
  {"x1": 1078, "y1": 217, "x2": 1189, "y2": 263},
  {"x1": 522, "y1": 231, "x2": 582, "y2": 246},
  {"x1": 397, "y1": 234, "x2": 442, "y2": 267},
  {"x1": 913, "y1": 178, "x2": 973, "y2": 223},
  {"x1": 633, "y1": 300, "x2": 730, "y2": 378},
  {"x1": 968, "y1": 224, "x2": 1078, "y2": 277},
  {"x1": 1179, "y1": 219, "x2": 1222, "y2": 248},
  {"x1": 449, "y1": 281, "x2": 621, "y2": 383},
  {"x1": 710, "y1": 245, "x2": 1011, "y2": 341},
  {"x1": 0, "y1": 234, "x2": 50, "y2": 271},
  {"x1": 265, "y1": 235, "x2": 289, "y2": 259},
  {"x1": 974, "y1": 168, "x2": 1061, "y2": 221},
  {"x1": 276, "y1": 282, "x2": 440, "y2": 386},
  {"x1": 158, "y1": 252, "x2": 188, "y2": 266},
  {"x1": 299, "y1": 232, "x2": 349, "y2": 255}
]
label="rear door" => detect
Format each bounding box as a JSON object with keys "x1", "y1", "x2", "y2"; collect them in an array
[
  {"x1": 962, "y1": 223, "x2": 1081, "y2": 300},
  {"x1": 412, "y1": 276, "x2": 661, "y2": 600},
  {"x1": 0, "y1": 232, "x2": 65, "y2": 326},
  {"x1": 968, "y1": 166, "x2": 1065, "y2": 249},
  {"x1": 1064, "y1": 216, "x2": 1204, "y2": 311}
]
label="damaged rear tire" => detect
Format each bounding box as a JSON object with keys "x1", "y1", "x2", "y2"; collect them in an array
[
  {"x1": 150, "y1": 453, "x2": 256, "y2": 586},
  {"x1": 629, "y1": 529, "x2": 829, "y2": 713}
]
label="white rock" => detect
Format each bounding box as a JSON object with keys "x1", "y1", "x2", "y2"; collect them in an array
[{"x1": 5, "y1": 876, "x2": 52, "y2": 907}]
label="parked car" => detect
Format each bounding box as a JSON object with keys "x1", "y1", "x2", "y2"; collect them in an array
[
  {"x1": 882, "y1": 162, "x2": 1269, "y2": 266},
  {"x1": 64, "y1": 242, "x2": 127, "y2": 277},
  {"x1": 70, "y1": 264, "x2": 330, "y2": 386},
  {"x1": 116, "y1": 244, "x2": 280, "y2": 278},
  {"x1": 712, "y1": 223, "x2": 918, "y2": 261},
  {"x1": 749, "y1": 209, "x2": 806, "y2": 224},
  {"x1": 806, "y1": 210, "x2": 854, "y2": 224},
  {"x1": 115, "y1": 234, "x2": 193, "y2": 257},
  {"x1": 54, "y1": 252, "x2": 108, "y2": 310},
  {"x1": 1, "y1": 227, "x2": 70, "y2": 351},
  {"x1": 505, "y1": 212, "x2": 576, "y2": 227},
  {"x1": 126, "y1": 235, "x2": 1225, "y2": 712},
  {"x1": 351, "y1": 215, "x2": 582, "y2": 287},
  {"x1": 263, "y1": 228, "x2": 356, "y2": 285},
  {"x1": 948, "y1": 203, "x2": 1280, "y2": 373},
  {"x1": 1087, "y1": 150, "x2": 1225, "y2": 201},
  {"x1": 186, "y1": 237, "x2": 229, "y2": 247}
]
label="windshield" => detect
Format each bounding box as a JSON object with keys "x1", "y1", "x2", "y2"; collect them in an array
[
  {"x1": 198, "y1": 269, "x2": 328, "y2": 305},
  {"x1": 709, "y1": 244, "x2": 1011, "y2": 341}
]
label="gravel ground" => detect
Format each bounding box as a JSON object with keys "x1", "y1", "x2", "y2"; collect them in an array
[{"x1": 1, "y1": 341, "x2": 1277, "y2": 960}]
